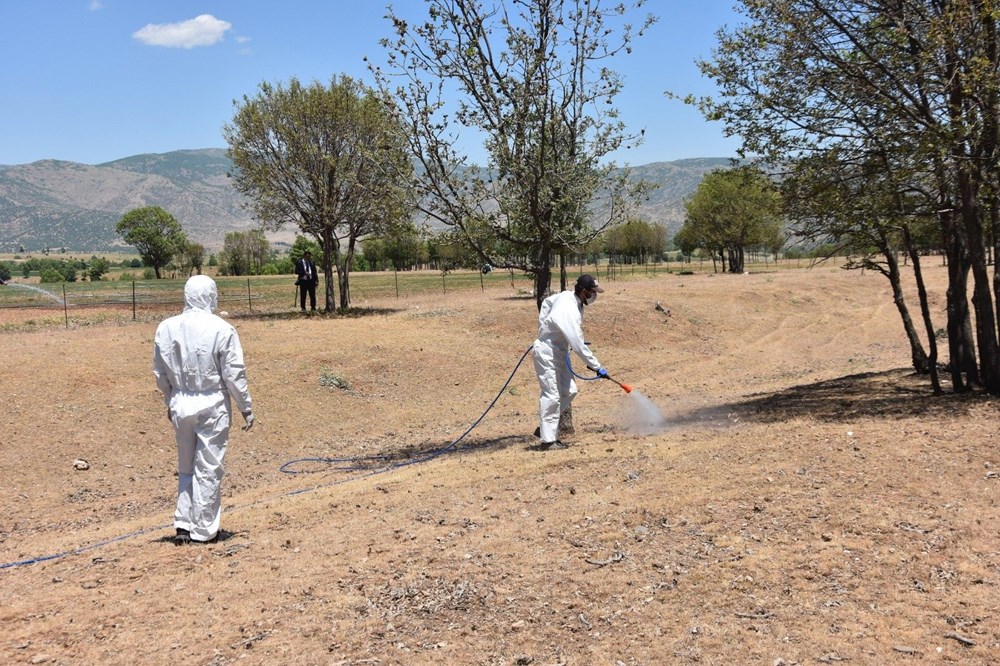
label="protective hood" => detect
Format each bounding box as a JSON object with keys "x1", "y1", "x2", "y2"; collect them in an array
[{"x1": 184, "y1": 275, "x2": 218, "y2": 313}]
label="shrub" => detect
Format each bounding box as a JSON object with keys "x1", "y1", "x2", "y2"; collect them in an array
[{"x1": 39, "y1": 268, "x2": 64, "y2": 283}]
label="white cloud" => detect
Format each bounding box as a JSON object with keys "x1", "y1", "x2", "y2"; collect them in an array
[
  {"x1": 88, "y1": 1, "x2": 104, "y2": 10},
  {"x1": 132, "y1": 14, "x2": 232, "y2": 49}
]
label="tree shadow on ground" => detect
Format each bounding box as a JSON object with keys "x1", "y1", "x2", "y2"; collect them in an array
[
  {"x1": 230, "y1": 307, "x2": 402, "y2": 322},
  {"x1": 728, "y1": 368, "x2": 995, "y2": 425}
]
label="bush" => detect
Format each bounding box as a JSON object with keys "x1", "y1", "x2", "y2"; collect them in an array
[
  {"x1": 142, "y1": 267, "x2": 156, "y2": 280},
  {"x1": 119, "y1": 272, "x2": 135, "y2": 282},
  {"x1": 0, "y1": 262, "x2": 12, "y2": 282},
  {"x1": 39, "y1": 268, "x2": 64, "y2": 283}
]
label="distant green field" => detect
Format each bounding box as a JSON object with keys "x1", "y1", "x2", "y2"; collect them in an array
[{"x1": 1, "y1": 259, "x2": 803, "y2": 330}]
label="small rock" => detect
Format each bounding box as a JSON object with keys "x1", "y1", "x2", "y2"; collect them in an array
[{"x1": 73, "y1": 459, "x2": 90, "y2": 471}]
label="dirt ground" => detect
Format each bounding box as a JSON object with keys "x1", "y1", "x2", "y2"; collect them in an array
[{"x1": 1, "y1": 263, "x2": 998, "y2": 665}]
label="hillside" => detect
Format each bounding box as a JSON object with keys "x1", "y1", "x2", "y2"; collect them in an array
[{"x1": 0, "y1": 150, "x2": 733, "y2": 252}]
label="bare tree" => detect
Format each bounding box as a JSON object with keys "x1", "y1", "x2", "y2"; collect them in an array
[{"x1": 373, "y1": 0, "x2": 655, "y2": 309}]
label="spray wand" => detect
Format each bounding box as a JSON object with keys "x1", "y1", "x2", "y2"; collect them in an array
[
  {"x1": 604, "y1": 373, "x2": 633, "y2": 394},
  {"x1": 565, "y1": 351, "x2": 633, "y2": 394}
]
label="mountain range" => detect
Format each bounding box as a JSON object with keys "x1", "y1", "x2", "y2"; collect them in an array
[{"x1": 0, "y1": 149, "x2": 734, "y2": 253}]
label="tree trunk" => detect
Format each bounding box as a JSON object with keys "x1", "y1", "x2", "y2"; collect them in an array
[
  {"x1": 880, "y1": 232, "x2": 930, "y2": 375},
  {"x1": 958, "y1": 169, "x2": 1000, "y2": 393},
  {"x1": 338, "y1": 238, "x2": 355, "y2": 310},
  {"x1": 903, "y1": 224, "x2": 941, "y2": 394},
  {"x1": 320, "y1": 228, "x2": 337, "y2": 312},
  {"x1": 943, "y1": 214, "x2": 976, "y2": 392},
  {"x1": 534, "y1": 245, "x2": 552, "y2": 312}
]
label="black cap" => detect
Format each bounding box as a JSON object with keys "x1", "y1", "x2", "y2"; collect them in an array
[{"x1": 575, "y1": 274, "x2": 604, "y2": 293}]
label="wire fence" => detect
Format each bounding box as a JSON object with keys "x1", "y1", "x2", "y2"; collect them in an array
[{"x1": 0, "y1": 264, "x2": 667, "y2": 329}]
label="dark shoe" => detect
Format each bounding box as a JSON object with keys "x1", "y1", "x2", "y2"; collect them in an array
[
  {"x1": 541, "y1": 440, "x2": 568, "y2": 450},
  {"x1": 192, "y1": 533, "x2": 219, "y2": 545},
  {"x1": 173, "y1": 528, "x2": 191, "y2": 546}
]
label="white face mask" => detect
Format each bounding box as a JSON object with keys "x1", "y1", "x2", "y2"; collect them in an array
[{"x1": 585, "y1": 292, "x2": 597, "y2": 305}]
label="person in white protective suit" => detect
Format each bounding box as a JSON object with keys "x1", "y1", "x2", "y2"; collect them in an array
[
  {"x1": 153, "y1": 275, "x2": 254, "y2": 545},
  {"x1": 532, "y1": 274, "x2": 608, "y2": 450}
]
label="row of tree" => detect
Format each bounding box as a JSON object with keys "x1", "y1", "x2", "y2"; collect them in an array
[{"x1": 697, "y1": 0, "x2": 1000, "y2": 395}]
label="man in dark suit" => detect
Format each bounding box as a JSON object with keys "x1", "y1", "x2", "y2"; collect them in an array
[{"x1": 295, "y1": 250, "x2": 318, "y2": 311}]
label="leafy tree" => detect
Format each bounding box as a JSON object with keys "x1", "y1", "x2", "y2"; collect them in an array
[
  {"x1": 697, "y1": 0, "x2": 1000, "y2": 394},
  {"x1": 115, "y1": 206, "x2": 187, "y2": 279},
  {"x1": 184, "y1": 242, "x2": 205, "y2": 276},
  {"x1": 678, "y1": 167, "x2": 782, "y2": 273},
  {"x1": 289, "y1": 235, "x2": 322, "y2": 264},
  {"x1": 225, "y1": 75, "x2": 413, "y2": 310},
  {"x1": 219, "y1": 230, "x2": 270, "y2": 276},
  {"x1": 0, "y1": 262, "x2": 12, "y2": 282},
  {"x1": 374, "y1": 0, "x2": 655, "y2": 309},
  {"x1": 39, "y1": 268, "x2": 64, "y2": 283},
  {"x1": 88, "y1": 257, "x2": 111, "y2": 281}
]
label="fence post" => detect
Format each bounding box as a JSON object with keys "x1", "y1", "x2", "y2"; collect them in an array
[
  {"x1": 63, "y1": 284, "x2": 68, "y2": 328},
  {"x1": 247, "y1": 277, "x2": 252, "y2": 313},
  {"x1": 442, "y1": 272, "x2": 446, "y2": 294},
  {"x1": 394, "y1": 269, "x2": 399, "y2": 298},
  {"x1": 132, "y1": 281, "x2": 136, "y2": 320}
]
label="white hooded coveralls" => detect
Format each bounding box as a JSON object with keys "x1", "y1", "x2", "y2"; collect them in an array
[
  {"x1": 153, "y1": 276, "x2": 253, "y2": 542},
  {"x1": 533, "y1": 290, "x2": 601, "y2": 443}
]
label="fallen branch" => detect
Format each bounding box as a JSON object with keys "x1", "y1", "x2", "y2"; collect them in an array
[
  {"x1": 734, "y1": 610, "x2": 773, "y2": 620},
  {"x1": 944, "y1": 631, "x2": 975, "y2": 647}
]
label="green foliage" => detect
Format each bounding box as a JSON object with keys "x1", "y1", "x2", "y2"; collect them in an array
[
  {"x1": 602, "y1": 220, "x2": 669, "y2": 264},
  {"x1": 39, "y1": 268, "x2": 64, "y2": 283},
  {"x1": 142, "y1": 267, "x2": 156, "y2": 280},
  {"x1": 219, "y1": 229, "x2": 270, "y2": 276},
  {"x1": 0, "y1": 262, "x2": 11, "y2": 282},
  {"x1": 225, "y1": 75, "x2": 414, "y2": 309},
  {"x1": 679, "y1": 166, "x2": 783, "y2": 273},
  {"x1": 290, "y1": 235, "x2": 322, "y2": 263},
  {"x1": 88, "y1": 256, "x2": 111, "y2": 281},
  {"x1": 115, "y1": 206, "x2": 187, "y2": 279},
  {"x1": 119, "y1": 272, "x2": 135, "y2": 281}
]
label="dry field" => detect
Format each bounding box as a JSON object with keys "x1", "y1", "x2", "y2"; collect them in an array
[{"x1": 1, "y1": 263, "x2": 998, "y2": 665}]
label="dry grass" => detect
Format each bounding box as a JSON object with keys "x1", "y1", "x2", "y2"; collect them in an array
[{"x1": 2, "y1": 263, "x2": 999, "y2": 665}]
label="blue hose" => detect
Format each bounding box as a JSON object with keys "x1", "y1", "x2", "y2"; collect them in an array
[{"x1": 565, "y1": 350, "x2": 602, "y2": 381}]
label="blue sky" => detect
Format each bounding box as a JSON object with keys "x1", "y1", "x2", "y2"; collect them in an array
[{"x1": 0, "y1": 1, "x2": 743, "y2": 167}]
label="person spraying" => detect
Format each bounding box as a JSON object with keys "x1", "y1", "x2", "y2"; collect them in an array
[
  {"x1": 153, "y1": 275, "x2": 254, "y2": 544},
  {"x1": 532, "y1": 274, "x2": 609, "y2": 450}
]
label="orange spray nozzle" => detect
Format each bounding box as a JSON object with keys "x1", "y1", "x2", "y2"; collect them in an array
[{"x1": 605, "y1": 375, "x2": 632, "y2": 393}]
